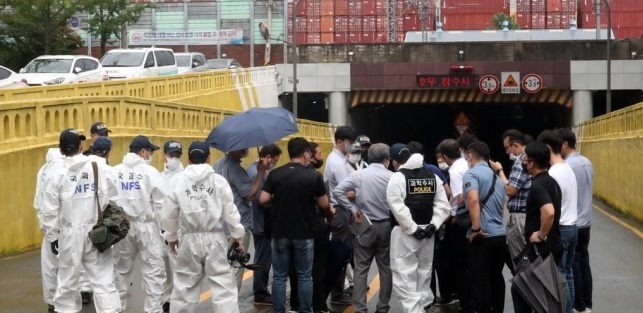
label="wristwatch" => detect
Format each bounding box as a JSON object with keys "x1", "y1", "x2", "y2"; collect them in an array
[
  {"x1": 495, "y1": 169, "x2": 502, "y2": 175},
  {"x1": 537, "y1": 231, "x2": 547, "y2": 242},
  {"x1": 471, "y1": 227, "x2": 481, "y2": 233}
]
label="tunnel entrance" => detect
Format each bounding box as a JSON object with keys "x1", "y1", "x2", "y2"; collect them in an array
[{"x1": 350, "y1": 102, "x2": 571, "y2": 166}]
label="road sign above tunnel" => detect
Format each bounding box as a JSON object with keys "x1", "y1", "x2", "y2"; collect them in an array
[
  {"x1": 501, "y1": 72, "x2": 520, "y2": 94},
  {"x1": 522, "y1": 73, "x2": 543, "y2": 93},
  {"x1": 454, "y1": 112, "x2": 471, "y2": 136},
  {"x1": 479, "y1": 75, "x2": 500, "y2": 94}
]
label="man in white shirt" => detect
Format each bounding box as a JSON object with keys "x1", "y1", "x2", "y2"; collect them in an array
[
  {"x1": 538, "y1": 130, "x2": 578, "y2": 313},
  {"x1": 323, "y1": 125, "x2": 358, "y2": 305},
  {"x1": 437, "y1": 139, "x2": 475, "y2": 313}
]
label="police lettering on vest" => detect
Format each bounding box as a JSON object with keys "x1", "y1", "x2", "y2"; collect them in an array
[{"x1": 391, "y1": 168, "x2": 436, "y2": 228}]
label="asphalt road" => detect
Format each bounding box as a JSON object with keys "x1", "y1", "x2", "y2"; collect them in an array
[{"x1": 2, "y1": 201, "x2": 642, "y2": 313}]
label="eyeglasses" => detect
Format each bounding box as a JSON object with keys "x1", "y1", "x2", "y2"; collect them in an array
[{"x1": 504, "y1": 142, "x2": 514, "y2": 150}]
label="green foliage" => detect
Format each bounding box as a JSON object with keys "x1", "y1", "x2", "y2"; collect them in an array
[
  {"x1": 0, "y1": 0, "x2": 84, "y2": 71},
  {"x1": 492, "y1": 12, "x2": 520, "y2": 30},
  {"x1": 82, "y1": 0, "x2": 153, "y2": 56}
]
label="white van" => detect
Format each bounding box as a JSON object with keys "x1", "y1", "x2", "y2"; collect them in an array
[{"x1": 100, "y1": 48, "x2": 178, "y2": 79}]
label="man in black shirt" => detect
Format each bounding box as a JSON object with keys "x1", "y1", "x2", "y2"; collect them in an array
[
  {"x1": 512, "y1": 141, "x2": 564, "y2": 313},
  {"x1": 260, "y1": 137, "x2": 334, "y2": 313}
]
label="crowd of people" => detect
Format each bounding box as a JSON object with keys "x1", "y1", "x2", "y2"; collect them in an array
[{"x1": 33, "y1": 122, "x2": 595, "y2": 313}]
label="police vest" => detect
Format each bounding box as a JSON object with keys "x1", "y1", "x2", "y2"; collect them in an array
[{"x1": 390, "y1": 167, "x2": 437, "y2": 227}]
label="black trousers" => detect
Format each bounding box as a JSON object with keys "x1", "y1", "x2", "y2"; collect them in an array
[
  {"x1": 432, "y1": 223, "x2": 455, "y2": 299},
  {"x1": 573, "y1": 227, "x2": 593, "y2": 310},
  {"x1": 290, "y1": 228, "x2": 331, "y2": 311},
  {"x1": 467, "y1": 235, "x2": 506, "y2": 313},
  {"x1": 450, "y1": 223, "x2": 476, "y2": 312}
]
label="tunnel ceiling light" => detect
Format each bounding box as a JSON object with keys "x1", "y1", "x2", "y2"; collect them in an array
[{"x1": 450, "y1": 65, "x2": 474, "y2": 71}]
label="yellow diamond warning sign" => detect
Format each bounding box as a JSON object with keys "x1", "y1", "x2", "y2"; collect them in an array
[{"x1": 501, "y1": 72, "x2": 521, "y2": 94}]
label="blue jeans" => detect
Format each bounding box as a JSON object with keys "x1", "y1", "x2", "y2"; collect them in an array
[
  {"x1": 272, "y1": 238, "x2": 314, "y2": 313},
  {"x1": 558, "y1": 225, "x2": 578, "y2": 313}
]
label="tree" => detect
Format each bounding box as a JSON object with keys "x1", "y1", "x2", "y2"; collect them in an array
[
  {"x1": 0, "y1": 0, "x2": 83, "y2": 70},
  {"x1": 82, "y1": 0, "x2": 153, "y2": 56},
  {"x1": 491, "y1": 12, "x2": 520, "y2": 30}
]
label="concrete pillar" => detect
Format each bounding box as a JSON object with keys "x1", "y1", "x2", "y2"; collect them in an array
[
  {"x1": 328, "y1": 91, "x2": 349, "y2": 125},
  {"x1": 573, "y1": 90, "x2": 594, "y2": 126}
]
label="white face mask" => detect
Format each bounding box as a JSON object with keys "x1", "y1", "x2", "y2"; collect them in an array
[
  {"x1": 165, "y1": 157, "x2": 181, "y2": 170},
  {"x1": 144, "y1": 151, "x2": 153, "y2": 165},
  {"x1": 347, "y1": 154, "x2": 361, "y2": 165},
  {"x1": 509, "y1": 154, "x2": 518, "y2": 161},
  {"x1": 438, "y1": 162, "x2": 449, "y2": 170}
]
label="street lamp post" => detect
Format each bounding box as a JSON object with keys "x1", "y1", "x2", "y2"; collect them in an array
[
  {"x1": 603, "y1": 0, "x2": 612, "y2": 113},
  {"x1": 291, "y1": 0, "x2": 300, "y2": 118}
]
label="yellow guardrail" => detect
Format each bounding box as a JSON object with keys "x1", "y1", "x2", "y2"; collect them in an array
[
  {"x1": 0, "y1": 66, "x2": 277, "y2": 102},
  {"x1": 577, "y1": 102, "x2": 643, "y2": 222},
  {"x1": 0, "y1": 96, "x2": 335, "y2": 255}
]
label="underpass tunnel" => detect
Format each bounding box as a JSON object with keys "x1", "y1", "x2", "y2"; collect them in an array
[{"x1": 350, "y1": 98, "x2": 571, "y2": 169}]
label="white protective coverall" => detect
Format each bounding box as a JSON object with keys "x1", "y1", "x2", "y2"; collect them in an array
[
  {"x1": 112, "y1": 153, "x2": 167, "y2": 313},
  {"x1": 41, "y1": 154, "x2": 121, "y2": 313},
  {"x1": 34, "y1": 148, "x2": 64, "y2": 306},
  {"x1": 160, "y1": 159, "x2": 185, "y2": 304},
  {"x1": 162, "y1": 163, "x2": 245, "y2": 313},
  {"x1": 386, "y1": 153, "x2": 451, "y2": 313}
]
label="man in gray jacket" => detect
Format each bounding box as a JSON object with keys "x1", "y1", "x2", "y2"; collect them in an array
[{"x1": 333, "y1": 143, "x2": 393, "y2": 313}]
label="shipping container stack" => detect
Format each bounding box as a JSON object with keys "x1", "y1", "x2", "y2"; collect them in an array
[
  {"x1": 440, "y1": 0, "x2": 509, "y2": 31},
  {"x1": 516, "y1": 0, "x2": 577, "y2": 30},
  {"x1": 287, "y1": 0, "x2": 420, "y2": 44},
  {"x1": 579, "y1": 0, "x2": 643, "y2": 39}
]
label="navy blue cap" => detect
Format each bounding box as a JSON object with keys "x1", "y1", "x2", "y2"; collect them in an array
[
  {"x1": 164, "y1": 140, "x2": 183, "y2": 154},
  {"x1": 356, "y1": 135, "x2": 371, "y2": 146},
  {"x1": 390, "y1": 143, "x2": 412, "y2": 162},
  {"x1": 93, "y1": 136, "x2": 112, "y2": 154},
  {"x1": 59, "y1": 128, "x2": 87, "y2": 153},
  {"x1": 188, "y1": 141, "x2": 210, "y2": 162},
  {"x1": 129, "y1": 135, "x2": 160, "y2": 152}
]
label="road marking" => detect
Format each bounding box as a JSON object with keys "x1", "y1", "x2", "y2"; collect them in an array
[
  {"x1": 198, "y1": 270, "x2": 254, "y2": 303},
  {"x1": 342, "y1": 274, "x2": 381, "y2": 313},
  {"x1": 594, "y1": 204, "x2": 643, "y2": 239}
]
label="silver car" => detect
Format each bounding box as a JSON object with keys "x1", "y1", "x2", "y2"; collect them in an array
[
  {"x1": 207, "y1": 58, "x2": 242, "y2": 70},
  {"x1": 175, "y1": 52, "x2": 209, "y2": 74}
]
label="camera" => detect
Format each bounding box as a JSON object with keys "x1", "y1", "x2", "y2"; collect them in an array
[{"x1": 227, "y1": 242, "x2": 251, "y2": 265}]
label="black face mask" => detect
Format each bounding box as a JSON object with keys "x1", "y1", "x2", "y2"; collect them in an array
[
  {"x1": 521, "y1": 162, "x2": 530, "y2": 173},
  {"x1": 312, "y1": 158, "x2": 324, "y2": 169},
  {"x1": 361, "y1": 151, "x2": 368, "y2": 162}
]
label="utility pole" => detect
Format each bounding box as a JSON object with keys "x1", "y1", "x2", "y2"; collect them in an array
[
  {"x1": 292, "y1": 0, "x2": 300, "y2": 118},
  {"x1": 603, "y1": 0, "x2": 612, "y2": 112},
  {"x1": 250, "y1": 0, "x2": 255, "y2": 67},
  {"x1": 216, "y1": 0, "x2": 221, "y2": 58},
  {"x1": 264, "y1": 0, "x2": 273, "y2": 66}
]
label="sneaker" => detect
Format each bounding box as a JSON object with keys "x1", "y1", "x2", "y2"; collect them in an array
[
  {"x1": 163, "y1": 302, "x2": 170, "y2": 312},
  {"x1": 375, "y1": 307, "x2": 390, "y2": 313},
  {"x1": 343, "y1": 286, "x2": 370, "y2": 295},
  {"x1": 47, "y1": 304, "x2": 55, "y2": 313},
  {"x1": 329, "y1": 293, "x2": 352, "y2": 305},
  {"x1": 434, "y1": 296, "x2": 458, "y2": 306},
  {"x1": 81, "y1": 292, "x2": 92, "y2": 304},
  {"x1": 423, "y1": 303, "x2": 432, "y2": 311},
  {"x1": 586, "y1": 308, "x2": 592, "y2": 313},
  {"x1": 253, "y1": 296, "x2": 274, "y2": 306}
]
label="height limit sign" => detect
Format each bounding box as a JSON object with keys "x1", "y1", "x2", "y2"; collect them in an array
[{"x1": 501, "y1": 72, "x2": 520, "y2": 94}]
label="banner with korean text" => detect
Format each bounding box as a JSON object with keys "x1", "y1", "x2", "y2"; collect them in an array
[{"x1": 128, "y1": 29, "x2": 244, "y2": 46}]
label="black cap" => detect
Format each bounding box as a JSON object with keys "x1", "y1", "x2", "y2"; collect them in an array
[
  {"x1": 59, "y1": 128, "x2": 87, "y2": 153},
  {"x1": 164, "y1": 140, "x2": 183, "y2": 154},
  {"x1": 356, "y1": 135, "x2": 371, "y2": 147},
  {"x1": 129, "y1": 135, "x2": 160, "y2": 152},
  {"x1": 90, "y1": 122, "x2": 111, "y2": 136},
  {"x1": 390, "y1": 143, "x2": 412, "y2": 163},
  {"x1": 93, "y1": 136, "x2": 112, "y2": 154},
  {"x1": 188, "y1": 141, "x2": 210, "y2": 163}
]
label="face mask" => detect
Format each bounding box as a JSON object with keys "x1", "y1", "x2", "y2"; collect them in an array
[
  {"x1": 361, "y1": 151, "x2": 368, "y2": 161},
  {"x1": 509, "y1": 154, "x2": 518, "y2": 161},
  {"x1": 521, "y1": 162, "x2": 530, "y2": 173},
  {"x1": 268, "y1": 163, "x2": 276, "y2": 171},
  {"x1": 438, "y1": 162, "x2": 449, "y2": 170},
  {"x1": 165, "y1": 157, "x2": 181, "y2": 170},
  {"x1": 145, "y1": 151, "x2": 153, "y2": 165},
  {"x1": 240, "y1": 149, "x2": 249, "y2": 158},
  {"x1": 312, "y1": 158, "x2": 323, "y2": 169},
  {"x1": 347, "y1": 154, "x2": 361, "y2": 165}
]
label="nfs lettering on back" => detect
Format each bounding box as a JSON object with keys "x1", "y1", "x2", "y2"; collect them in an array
[
  {"x1": 121, "y1": 181, "x2": 141, "y2": 190},
  {"x1": 407, "y1": 178, "x2": 436, "y2": 194}
]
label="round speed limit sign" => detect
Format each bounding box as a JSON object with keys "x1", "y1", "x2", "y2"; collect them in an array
[
  {"x1": 479, "y1": 75, "x2": 500, "y2": 94},
  {"x1": 522, "y1": 74, "x2": 543, "y2": 93}
]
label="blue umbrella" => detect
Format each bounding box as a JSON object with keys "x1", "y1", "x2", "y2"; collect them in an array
[{"x1": 206, "y1": 107, "x2": 298, "y2": 152}]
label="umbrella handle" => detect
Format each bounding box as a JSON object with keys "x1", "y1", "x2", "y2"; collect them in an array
[{"x1": 532, "y1": 243, "x2": 540, "y2": 256}]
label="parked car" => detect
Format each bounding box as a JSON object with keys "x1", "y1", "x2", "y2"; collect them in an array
[
  {"x1": 207, "y1": 58, "x2": 242, "y2": 70},
  {"x1": 19, "y1": 55, "x2": 108, "y2": 86},
  {"x1": 175, "y1": 52, "x2": 209, "y2": 74},
  {"x1": 0, "y1": 65, "x2": 28, "y2": 89},
  {"x1": 100, "y1": 48, "x2": 178, "y2": 79}
]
